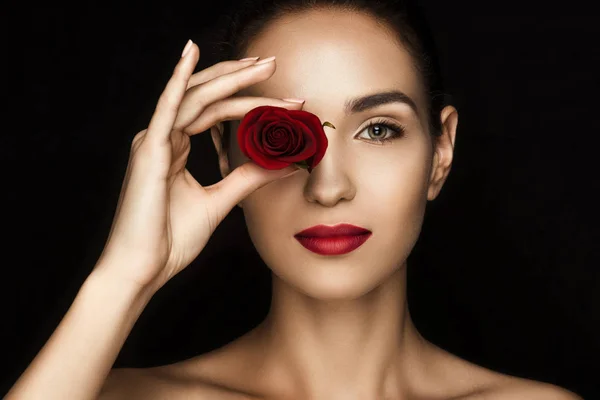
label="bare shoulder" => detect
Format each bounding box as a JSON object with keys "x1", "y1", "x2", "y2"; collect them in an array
[
  {"x1": 97, "y1": 365, "x2": 249, "y2": 400},
  {"x1": 480, "y1": 377, "x2": 583, "y2": 400},
  {"x1": 98, "y1": 367, "x2": 187, "y2": 399},
  {"x1": 429, "y1": 347, "x2": 583, "y2": 400},
  {"x1": 97, "y1": 328, "x2": 269, "y2": 399}
]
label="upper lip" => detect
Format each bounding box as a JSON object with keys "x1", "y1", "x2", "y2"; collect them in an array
[{"x1": 295, "y1": 223, "x2": 371, "y2": 238}]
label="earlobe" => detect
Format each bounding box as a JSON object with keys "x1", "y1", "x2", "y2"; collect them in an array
[{"x1": 427, "y1": 106, "x2": 458, "y2": 201}]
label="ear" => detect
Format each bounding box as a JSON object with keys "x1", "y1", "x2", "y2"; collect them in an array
[
  {"x1": 210, "y1": 122, "x2": 232, "y2": 180},
  {"x1": 210, "y1": 122, "x2": 244, "y2": 209},
  {"x1": 427, "y1": 105, "x2": 458, "y2": 201}
]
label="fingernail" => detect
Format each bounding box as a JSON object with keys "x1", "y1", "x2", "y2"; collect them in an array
[
  {"x1": 255, "y1": 56, "x2": 276, "y2": 65},
  {"x1": 282, "y1": 98, "x2": 305, "y2": 104},
  {"x1": 181, "y1": 39, "x2": 193, "y2": 58},
  {"x1": 239, "y1": 56, "x2": 260, "y2": 61}
]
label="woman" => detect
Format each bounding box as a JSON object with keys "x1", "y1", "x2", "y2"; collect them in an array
[{"x1": 7, "y1": 0, "x2": 584, "y2": 398}]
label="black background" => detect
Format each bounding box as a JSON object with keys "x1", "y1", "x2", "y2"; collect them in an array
[{"x1": 3, "y1": 1, "x2": 599, "y2": 398}]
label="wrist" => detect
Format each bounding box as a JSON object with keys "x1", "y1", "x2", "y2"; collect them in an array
[{"x1": 86, "y1": 265, "x2": 158, "y2": 307}]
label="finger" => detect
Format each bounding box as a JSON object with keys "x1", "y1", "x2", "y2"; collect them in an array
[
  {"x1": 186, "y1": 58, "x2": 260, "y2": 89},
  {"x1": 146, "y1": 41, "x2": 200, "y2": 145},
  {"x1": 207, "y1": 161, "x2": 302, "y2": 214},
  {"x1": 183, "y1": 96, "x2": 305, "y2": 135},
  {"x1": 173, "y1": 57, "x2": 277, "y2": 131}
]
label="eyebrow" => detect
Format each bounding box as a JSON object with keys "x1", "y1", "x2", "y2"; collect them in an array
[{"x1": 344, "y1": 90, "x2": 418, "y2": 115}]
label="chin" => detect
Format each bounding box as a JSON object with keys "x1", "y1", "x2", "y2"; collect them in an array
[{"x1": 271, "y1": 261, "x2": 401, "y2": 301}]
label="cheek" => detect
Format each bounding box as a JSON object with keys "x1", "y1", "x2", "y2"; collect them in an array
[
  {"x1": 369, "y1": 154, "x2": 430, "y2": 207},
  {"x1": 359, "y1": 143, "x2": 432, "y2": 238},
  {"x1": 241, "y1": 180, "x2": 298, "y2": 264},
  {"x1": 380, "y1": 173, "x2": 428, "y2": 245},
  {"x1": 358, "y1": 138, "x2": 432, "y2": 199}
]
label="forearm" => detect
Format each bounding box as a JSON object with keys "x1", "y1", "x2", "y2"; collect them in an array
[{"x1": 6, "y1": 267, "x2": 155, "y2": 400}]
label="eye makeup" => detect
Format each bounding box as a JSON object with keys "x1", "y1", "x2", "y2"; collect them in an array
[{"x1": 356, "y1": 117, "x2": 406, "y2": 145}]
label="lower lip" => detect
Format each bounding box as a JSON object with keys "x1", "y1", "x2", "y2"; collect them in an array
[{"x1": 294, "y1": 233, "x2": 372, "y2": 255}]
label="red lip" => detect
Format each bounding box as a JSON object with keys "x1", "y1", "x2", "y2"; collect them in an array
[
  {"x1": 295, "y1": 223, "x2": 371, "y2": 238},
  {"x1": 294, "y1": 224, "x2": 372, "y2": 256}
]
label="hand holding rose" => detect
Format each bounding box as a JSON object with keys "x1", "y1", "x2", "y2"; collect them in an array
[{"x1": 92, "y1": 43, "x2": 312, "y2": 293}]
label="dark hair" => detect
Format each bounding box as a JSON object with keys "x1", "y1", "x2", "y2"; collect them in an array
[{"x1": 212, "y1": 0, "x2": 447, "y2": 151}]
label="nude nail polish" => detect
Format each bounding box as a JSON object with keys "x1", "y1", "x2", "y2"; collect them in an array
[
  {"x1": 255, "y1": 56, "x2": 276, "y2": 65},
  {"x1": 282, "y1": 98, "x2": 305, "y2": 103},
  {"x1": 181, "y1": 39, "x2": 193, "y2": 57}
]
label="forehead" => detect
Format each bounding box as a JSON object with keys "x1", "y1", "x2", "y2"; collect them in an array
[{"x1": 241, "y1": 8, "x2": 425, "y2": 110}]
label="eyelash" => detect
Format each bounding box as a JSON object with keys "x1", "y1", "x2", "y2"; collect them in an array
[{"x1": 357, "y1": 118, "x2": 406, "y2": 145}]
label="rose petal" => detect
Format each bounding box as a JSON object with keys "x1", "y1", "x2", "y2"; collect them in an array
[
  {"x1": 263, "y1": 122, "x2": 290, "y2": 149},
  {"x1": 261, "y1": 129, "x2": 286, "y2": 156},
  {"x1": 269, "y1": 121, "x2": 302, "y2": 155},
  {"x1": 285, "y1": 111, "x2": 329, "y2": 168},
  {"x1": 296, "y1": 121, "x2": 318, "y2": 157},
  {"x1": 270, "y1": 108, "x2": 296, "y2": 122},
  {"x1": 286, "y1": 109, "x2": 322, "y2": 128},
  {"x1": 246, "y1": 128, "x2": 291, "y2": 169},
  {"x1": 308, "y1": 125, "x2": 328, "y2": 168},
  {"x1": 286, "y1": 123, "x2": 305, "y2": 153},
  {"x1": 238, "y1": 106, "x2": 266, "y2": 133},
  {"x1": 274, "y1": 121, "x2": 317, "y2": 163},
  {"x1": 246, "y1": 126, "x2": 262, "y2": 156},
  {"x1": 269, "y1": 128, "x2": 289, "y2": 148},
  {"x1": 245, "y1": 126, "x2": 263, "y2": 160}
]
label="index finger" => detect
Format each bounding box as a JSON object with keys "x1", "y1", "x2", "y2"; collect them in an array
[
  {"x1": 186, "y1": 58, "x2": 260, "y2": 90},
  {"x1": 146, "y1": 40, "x2": 199, "y2": 145}
]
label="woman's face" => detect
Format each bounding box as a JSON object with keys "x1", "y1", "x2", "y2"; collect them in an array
[{"x1": 216, "y1": 8, "x2": 455, "y2": 299}]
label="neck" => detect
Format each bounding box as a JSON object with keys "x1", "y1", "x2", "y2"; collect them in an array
[{"x1": 254, "y1": 264, "x2": 433, "y2": 399}]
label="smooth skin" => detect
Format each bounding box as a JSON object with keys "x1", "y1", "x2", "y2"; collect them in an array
[{"x1": 8, "y1": 9, "x2": 583, "y2": 400}]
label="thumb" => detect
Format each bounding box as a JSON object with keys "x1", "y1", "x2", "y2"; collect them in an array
[{"x1": 210, "y1": 161, "x2": 302, "y2": 212}]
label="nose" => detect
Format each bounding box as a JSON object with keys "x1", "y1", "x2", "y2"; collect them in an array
[{"x1": 302, "y1": 137, "x2": 356, "y2": 207}]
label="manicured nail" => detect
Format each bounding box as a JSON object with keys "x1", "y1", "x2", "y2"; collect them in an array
[
  {"x1": 282, "y1": 98, "x2": 305, "y2": 104},
  {"x1": 181, "y1": 39, "x2": 193, "y2": 58},
  {"x1": 255, "y1": 56, "x2": 276, "y2": 65},
  {"x1": 239, "y1": 57, "x2": 260, "y2": 61}
]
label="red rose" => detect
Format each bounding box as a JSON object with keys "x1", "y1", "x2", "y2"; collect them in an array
[{"x1": 237, "y1": 105, "x2": 330, "y2": 173}]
